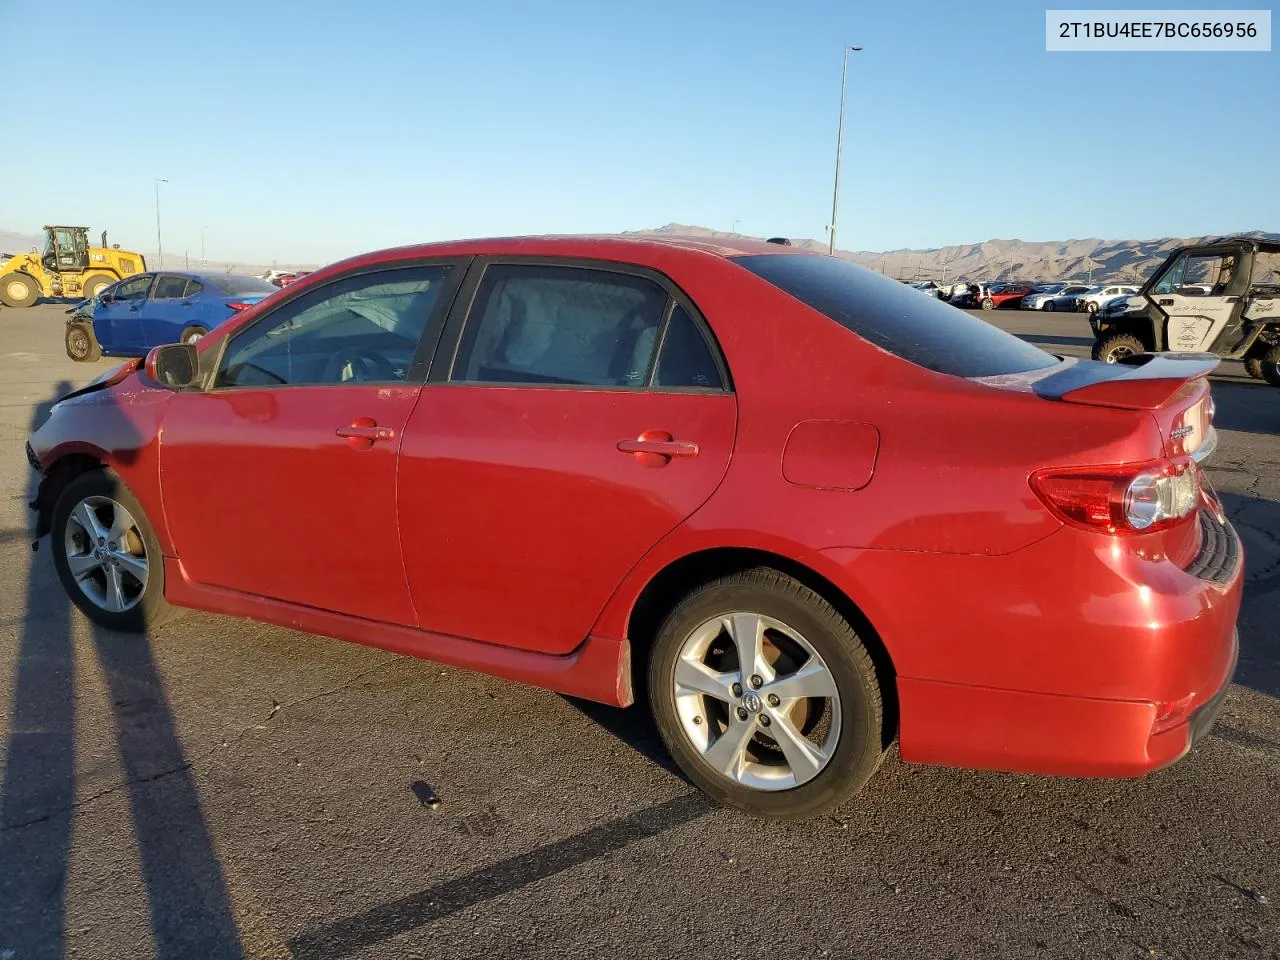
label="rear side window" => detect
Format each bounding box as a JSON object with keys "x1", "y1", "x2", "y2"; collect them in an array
[
  {"x1": 210, "y1": 274, "x2": 279, "y2": 296},
  {"x1": 735, "y1": 254, "x2": 1057, "y2": 378},
  {"x1": 152, "y1": 276, "x2": 190, "y2": 299},
  {"x1": 654, "y1": 305, "x2": 723, "y2": 389},
  {"x1": 452, "y1": 265, "x2": 668, "y2": 387},
  {"x1": 183, "y1": 279, "x2": 204, "y2": 298}
]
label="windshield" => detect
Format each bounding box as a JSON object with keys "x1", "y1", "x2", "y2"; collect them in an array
[
  {"x1": 209, "y1": 274, "x2": 279, "y2": 295},
  {"x1": 735, "y1": 254, "x2": 1058, "y2": 378}
]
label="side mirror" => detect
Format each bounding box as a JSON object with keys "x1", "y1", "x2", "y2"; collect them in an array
[
  {"x1": 145, "y1": 343, "x2": 198, "y2": 388},
  {"x1": 98, "y1": 293, "x2": 113, "y2": 304}
]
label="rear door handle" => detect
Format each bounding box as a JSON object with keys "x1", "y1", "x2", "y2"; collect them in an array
[
  {"x1": 617, "y1": 431, "x2": 699, "y2": 467},
  {"x1": 336, "y1": 417, "x2": 395, "y2": 449}
]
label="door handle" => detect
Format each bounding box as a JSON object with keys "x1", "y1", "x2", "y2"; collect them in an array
[
  {"x1": 1158, "y1": 299, "x2": 1174, "y2": 306},
  {"x1": 617, "y1": 431, "x2": 699, "y2": 467},
  {"x1": 129, "y1": 305, "x2": 140, "y2": 312},
  {"x1": 335, "y1": 417, "x2": 395, "y2": 449}
]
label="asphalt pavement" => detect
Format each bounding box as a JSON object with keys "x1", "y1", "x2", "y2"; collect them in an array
[{"x1": 1, "y1": 302, "x2": 1277, "y2": 960}]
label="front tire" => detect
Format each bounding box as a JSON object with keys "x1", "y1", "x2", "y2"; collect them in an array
[
  {"x1": 1092, "y1": 332, "x2": 1146, "y2": 363},
  {"x1": 981, "y1": 298, "x2": 994, "y2": 310},
  {"x1": 1087, "y1": 301, "x2": 1100, "y2": 314},
  {"x1": 648, "y1": 569, "x2": 886, "y2": 820},
  {"x1": 1243, "y1": 357, "x2": 1264, "y2": 380},
  {"x1": 1257, "y1": 345, "x2": 1280, "y2": 388},
  {"x1": 81, "y1": 273, "x2": 115, "y2": 300},
  {"x1": 1, "y1": 273, "x2": 39, "y2": 308},
  {"x1": 1043, "y1": 301, "x2": 1056, "y2": 312},
  {"x1": 50, "y1": 470, "x2": 174, "y2": 632},
  {"x1": 65, "y1": 321, "x2": 101, "y2": 362}
]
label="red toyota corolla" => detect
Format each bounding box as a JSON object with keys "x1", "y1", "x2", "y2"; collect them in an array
[{"x1": 26, "y1": 236, "x2": 1242, "y2": 819}]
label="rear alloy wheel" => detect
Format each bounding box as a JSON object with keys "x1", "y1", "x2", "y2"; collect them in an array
[
  {"x1": 1093, "y1": 333, "x2": 1146, "y2": 364},
  {"x1": 50, "y1": 470, "x2": 177, "y2": 632},
  {"x1": 981, "y1": 298, "x2": 994, "y2": 310},
  {"x1": 65, "y1": 321, "x2": 101, "y2": 362},
  {"x1": 649, "y1": 569, "x2": 885, "y2": 819},
  {"x1": 81, "y1": 273, "x2": 115, "y2": 300},
  {"x1": 180, "y1": 325, "x2": 208, "y2": 345},
  {"x1": 1, "y1": 273, "x2": 39, "y2": 308},
  {"x1": 1087, "y1": 301, "x2": 1100, "y2": 314},
  {"x1": 1043, "y1": 300, "x2": 1056, "y2": 312}
]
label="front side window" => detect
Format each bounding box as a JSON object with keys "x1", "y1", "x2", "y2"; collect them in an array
[
  {"x1": 113, "y1": 275, "x2": 153, "y2": 301},
  {"x1": 452, "y1": 264, "x2": 668, "y2": 387},
  {"x1": 214, "y1": 264, "x2": 452, "y2": 388}
]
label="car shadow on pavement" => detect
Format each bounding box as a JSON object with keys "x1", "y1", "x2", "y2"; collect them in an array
[
  {"x1": 1208, "y1": 380, "x2": 1280, "y2": 437},
  {"x1": 1217, "y1": 491, "x2": 1280, "y2": 702},
  {"x1": 0, "y1": 384, "x2": 244, "y2": 959}
]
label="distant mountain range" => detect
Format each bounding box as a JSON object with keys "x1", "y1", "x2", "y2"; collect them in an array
[
  {"x1": 6, "y1": 225, "x2": 1277, "y2": 286},
  {"x1": 626, "y1": 224, "x2": 1280, "y2": 285}
]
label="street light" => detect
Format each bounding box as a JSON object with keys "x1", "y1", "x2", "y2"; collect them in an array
[
  {"x1": 731, "y1": 219, "x2": 741, "y2": 236},
  {"x1": 828, "y1": 44, "x2": 862, "y2": 255},
  {"x1": 201, "y1": 225, "x2": 210, "y2": 268},
  {"x1": 154, "y1": 178, "x2": 169, "y2": 269}
]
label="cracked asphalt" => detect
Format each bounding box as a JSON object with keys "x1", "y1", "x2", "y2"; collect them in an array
[{"x1": 1, "y1": 303, "x2": 1277, "y2": 960}]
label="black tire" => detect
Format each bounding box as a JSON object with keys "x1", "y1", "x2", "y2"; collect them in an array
[
  {"x1": 1258, "y1": 345, "x2": 1280, "y2": 388},
  {"x1": 1086, "y1": 301, "x2": 1099, "y2": 314},
  {"x1": 1092, "y1": 333, "x2": 1146, "y2": 364},
  {"x1": 981, "y1": 298, "x2": 994, "y2": 310},
  {"x1": 65, "y1": 321, "x2": 101, "y2": 362},
  {"x1": 1043, "y1": 301, "x2": 1056, "y2": 312},
  {"x1": 1, "y1": 272, "x2": 39, "y2": 308},
  {"x1": 179, "y1": 325, "x2": 208, "y2": 345},
  {"x1": 647, "y1": 568, "x2": 886, "y2": 820},
  {"x1": 81, "y1": 273, "x2": 115, "y2": 300},
  {"x1": 1243, "y1": 357, "x2": 1265, "y2": 380},
  {"x1": 50, "y1": 469, "x2": 178, "y2": 632}
]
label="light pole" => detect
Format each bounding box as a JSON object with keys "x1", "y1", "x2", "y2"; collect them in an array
[
  {"x1": 154, "y1": 178, "x2": 169, "y2": 269},
  {"x1": 828, "y1": 44, "x2": 862, "y2": 255},
  {"x1": 731, "y1": 219, "x2": 741, "y2": 236},
  {"x1": 201, "y1": 225, "x2": 210, "y2": 268}
]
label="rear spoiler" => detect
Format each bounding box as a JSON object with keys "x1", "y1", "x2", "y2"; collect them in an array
[{"x1": 1031, "y1": 353, "x2": 1219, "y2": 410}]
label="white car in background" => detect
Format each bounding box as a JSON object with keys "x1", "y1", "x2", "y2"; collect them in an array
[{"x1": 1077, "y1": 284, "x2": 1140, "y2": 314}]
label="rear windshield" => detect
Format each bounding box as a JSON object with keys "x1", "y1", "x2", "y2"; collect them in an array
[
  {"x1": 735, "y1": 254, "x2": 1058, "y2": 378},
  {"x1": 208, "y1": 274, "x2": 278, "y2": 295}
]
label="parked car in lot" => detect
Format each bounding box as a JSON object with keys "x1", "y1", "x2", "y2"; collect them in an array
[
  {"x1": 1023, "y1": 284, "x2": 1092, "y2": 312},
  {"x1": 1076, "y1": 284, "x2": 1139, "y2": 314},
  {"x1": 63, "y1": 271, "x2": 278, "y2": 362},
  {"x1": 28, "y1": 236, "x2": 1241, "y2": 819},
  {"x1": 912, "y1": 281, "x2": 942, "y2": 298},
  {"x1": 980, "y1": 282, "x2": 1035, "y2": 309}
]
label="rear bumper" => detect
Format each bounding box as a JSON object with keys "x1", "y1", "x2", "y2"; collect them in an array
[{"x1": 820, "y1": 509, "x2": 1244, "y2": 779}]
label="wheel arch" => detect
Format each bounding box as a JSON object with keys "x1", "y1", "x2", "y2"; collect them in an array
[
  {"x1": 620, "y1": 545, "x2": 899, "y2": 748},
  {"x1": 31, "y1": 450, "x2": 108, "y2": 540},
  {"x1": 1096, "y1": 313, "x2": 1159, "y2": 351}
]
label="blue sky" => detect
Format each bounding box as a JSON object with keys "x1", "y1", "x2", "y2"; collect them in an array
[{"x1": 2, "y1": 0, "x2": 1275, "y2": 264}]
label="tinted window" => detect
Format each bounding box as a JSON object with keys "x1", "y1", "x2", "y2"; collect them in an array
[
  {"x1": 113, "y1": 275, "x2": 153, "y2": 301},
  {"x1": 183, "y1": 279, "x2": 204, "y2": 298},
  {"x1": 215, "y1": 265, "x2": 451, "y2": 388},
  {"x1": 152, "y1": 275, "x2": 190, "y2": 299},
  {"x1": 209, "y1": 274, "x2": 279, "y2": 295},
  {"x1": 452, "y1": 265, "x2": 667, "y2": 387},
  {"x1": 655, "y1": 306, "x2": 724, "y2": 389},
  {"x1": 735, "y1": 254, "x2": 1057, "y2": 378}
]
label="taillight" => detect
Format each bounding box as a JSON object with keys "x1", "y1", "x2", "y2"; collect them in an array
[
  {"x1": 1030, "y1": 458, "x2": 1199, "y2": 534},
  {"x1": 227, "y1": 301, "x2": 254, "y2": 312}
]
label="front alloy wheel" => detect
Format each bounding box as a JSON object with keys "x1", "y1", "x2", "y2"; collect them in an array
[{"x1": 63, "y1": 495, "x2": 149, "y2": 613}]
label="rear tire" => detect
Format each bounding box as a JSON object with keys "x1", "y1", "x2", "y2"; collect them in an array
[
  {"x1": 1258, "y1": 345, "x2": 1280, "y2": 388},
  {"x1": 1092, "y1": 333, "x2": 1146, "y2": 364},
  {"x1": 81, "y1": 273, "x2": 115, "y2": 300},
  {"x1": 179, "y1": 325, "x2": 208, "y2": 345},
  {"x1": 1087, "y1": 301, "x2": 1099, "y2": 314},
  {"x1": 65, "y1": 321, "x2": 101, "y2": 362},
  {"x1": 1243, "y1": 357, "x2": 1265, "y2": 380},
  {"x1": 648, "y1": 568, "x2": 886, "y2": 820},
  {"x1": 1, "y1": 273, "x2": 39, "y2": 308},
  {"x1": 50, "y1": 469, "x2": 178, "y2": 632},
  {"x1": 981, "y1": 298, "x2": 994, "y2": 310}
]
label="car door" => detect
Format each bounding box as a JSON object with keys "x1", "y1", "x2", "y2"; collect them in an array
[
  {"x1": 139, "y1": 274, "x2": 196, "y2": 346},
  {"x1": 158, "y1": 261, "x2": 464, "y2": 625},
  {"x1": 1146, "y1": 247, "x2": 1249, "y2": 352},
  {"x1": 398, "y1": 260, "x2": 737, "y2": 655},
  {"x1": 94, "y1": 274, "x2": 153, "y2": 353}
]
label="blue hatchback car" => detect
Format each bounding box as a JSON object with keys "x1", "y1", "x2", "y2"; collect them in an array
[{"x1": 64, "y1": 270, "x2": 278, "y2": 361}]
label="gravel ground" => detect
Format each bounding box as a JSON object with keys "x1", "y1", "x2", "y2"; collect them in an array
[{"x1": 0, "y1": 302, "x2": 1277, "y2": 960}]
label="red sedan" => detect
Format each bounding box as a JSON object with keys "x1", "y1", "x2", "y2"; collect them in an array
[
  {"x1": 981, "y1": 282, "x2": 1036, "y2": 310},
  {"x1": 27, "y1": 236, "x2": 1241, "y2": 819}
]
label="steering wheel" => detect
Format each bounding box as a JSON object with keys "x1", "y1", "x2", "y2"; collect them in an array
[{"x1": 322, "y1": 346, "x2": 396, "y2": 384}]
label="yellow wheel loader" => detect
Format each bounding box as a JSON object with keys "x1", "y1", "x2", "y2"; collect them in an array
[{"x1": 0, "y1": 226, "x2": 146, "y2": 308}]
